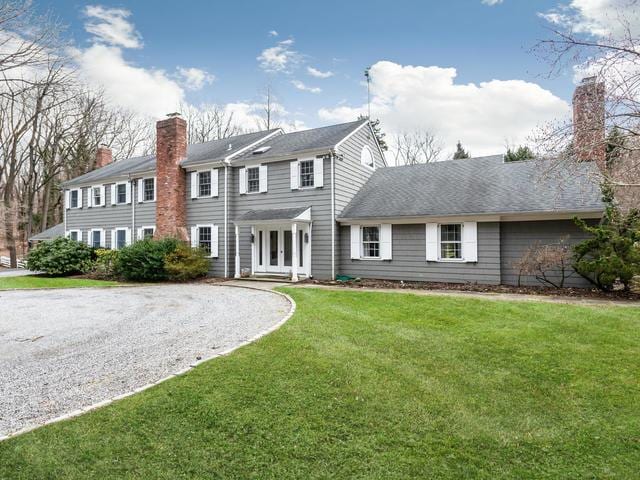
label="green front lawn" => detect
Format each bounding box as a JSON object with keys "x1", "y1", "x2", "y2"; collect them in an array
[
  {"x1": 1, "y1": 289, "x2": 639, "y2": 479},
  {"x1": 0, "y1": 275, "x2": 119, "y2": 290}
]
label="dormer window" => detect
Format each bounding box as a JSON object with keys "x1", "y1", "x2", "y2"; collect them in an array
[{"x1": 360, "y1": 145, "x2": 375, "y2": 169}]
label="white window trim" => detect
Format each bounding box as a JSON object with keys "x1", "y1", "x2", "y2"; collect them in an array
[
  {"x1": 192, "y1": 169, "x2": 218, "y2": 199},
  {"x1": 360, "y1": 145, "x2": 376, "y2": 171},
  {"x1": 298, "y1": 158, "x2": 316, "y2": 189},
  {"x1": 90, "y1": 185, "x2": 105, "y2": 208},
  {"x1": 112, "y1": 227, "x2": 131, "y2": 250},
  {"x1": 68, "y1": 189, "x2": 82, "y2": 209},
  {"x1": 360, "y1": 224, "x2": 381, "y2": 260},
  {"x1": 66, "y1": 229, "x2": 82, "y2": 241},
  {"x1": 112, "y1": 181, "x2": 130, "y2": 205},
  {"x1": 437, "y1": 223, "x2": 465, "y2": 263},
  {"x1": 139, "y1": 177, "x2": 156, "y2": 203},
  {"x1": 137, "y1": 225, "x2": 156, "y2": 241},
  {"x1": 190, "y1": 224, "x2": 218, "y2": 258},
  {"x1": 89, "y1": 228, "x2": 105, "y2": 248},
  {"x1": 245, "y1": 166, "x2": 261, "y2": 194}
]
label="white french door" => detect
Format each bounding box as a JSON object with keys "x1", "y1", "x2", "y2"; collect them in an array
[{"x1": 254, "y1": 224, "x2": 309, "y2": 276}]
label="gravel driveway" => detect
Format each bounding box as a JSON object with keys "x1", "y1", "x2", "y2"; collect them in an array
[{"x1": 0, "y1": 284, "x2": 291, "y2": 437}]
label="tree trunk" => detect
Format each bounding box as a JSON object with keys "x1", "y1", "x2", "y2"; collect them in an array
[{"x1": 3, "y1": 187, "x2": 17, "y2": 268}]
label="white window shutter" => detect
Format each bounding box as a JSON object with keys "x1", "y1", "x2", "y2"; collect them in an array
[
  {"x1": 86, "y1": 231, "x2": 91, "y2": 246},
  {"x1": 211, "y1": 224, "x2": 219, "y2": 258},
  {"x1": 314, "y1": 157, "x2": 324, "y2": 188},
  {"x1": 111, "y1": 184, "x2": 116, "y2": 205},
  {"x1": 350, "y1": 225, "x2": 361, "y2": 259},
  {"x1": 126, "y1": 182, "x2": 131, "y2": 204},
  {"x1": 290, "y1": 161, "x2": 299, "y2": 190},
  {"x1": 239, "y1": 168, "x2": 246, "y2": 194},
  {"x1": 99, "y1": 229, "x2": 106, "y2": 248},
  {"x1": 87, "y1": 187, "x2": 92, "y2": 208},
  {"x1": 111, "y1": 229, "x2": 116, "y2": 249},
  {"x1": 137, "y1": 179, "x2": 143, "y2": 202},
  {"x1": 259, "y1": 165, "x2": 268, "y2": 193},
  {"x1": 380, "y1": 224, "x2": 393, "y2": 260},
  {"x1": 78, "y1": 189, "x2": 83, "y2": 209},
  {"x1": 100, "y1": 186, "x2": 106, "y2": 207},
  {"x1": 211, "y1": 169, "x2": 219, "y2": 197},
  {"x1": 191, "y1": 172, "x2": 198, "y2": 199},
  {"x1": 65, "y1": 190, "x2": 70, "y2": 210},
  {"x1": 136, "y1": 227, "x2": 142, "y2": 241},
  {"x1": 152, "y1": 177, "x2": 157, "y2": 201},
  {"x1": 125, "y1": 228, "x2": 132, "y2": 246},
  {"x1": 463, "y1": 222, "x2": 478, "y2": 262},
  {"x1": 426, "y1": 223, "x2": 438, "y2": 261},
  {"x1": 190, "y1": 226, "x2": 198, "y2": 248}
]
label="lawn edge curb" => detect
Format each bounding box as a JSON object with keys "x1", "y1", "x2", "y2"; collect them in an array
[{"x1": 0, "y1": 286, "x2": 296, "y2": 443}]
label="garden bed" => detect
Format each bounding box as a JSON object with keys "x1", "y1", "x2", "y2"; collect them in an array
[{"x1": 308, "y1": 278, "x2": 640, "y2": 301}]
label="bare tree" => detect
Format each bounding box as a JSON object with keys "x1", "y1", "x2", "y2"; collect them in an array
[
  {"x1": 393, "y1": 130, "x2": 443, "y2": 165},
  {"x1": 512, "y1": 236, "x2": 575, "y2": 288},
  {"x1": 532, "y1": 1, "x2": 640, "y2": 200},
  {"x1": 256, "y1": 84, "x2": 282, "y2": 131},
  {"x1": 181, "y1": 102, "x2": 243, "y2": 144}
]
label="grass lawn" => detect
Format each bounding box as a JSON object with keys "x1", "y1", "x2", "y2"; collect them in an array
[
  {"x1": 1, "y1": 288, "x2": 639, "y2": 479},
  {"x1": 0, "y1": 275, "x2": 120, "y2": 290}
]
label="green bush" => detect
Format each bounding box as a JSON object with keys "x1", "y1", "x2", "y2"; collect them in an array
[
  {"x1": 573, "y1": 184, "x2": 640, "y2": 291},
  {"x1": 164, "y1": 243, "x2": 210, "y2": 281},
  {"x1": 114, "y1": 238, "x2": 180, "y2": 281},
  {"x1": 93, "y1": 249, "x2": 119, "y2": 278},
  {"x1": 26, "y1": 237, "x2": 95, "y2": 276}
]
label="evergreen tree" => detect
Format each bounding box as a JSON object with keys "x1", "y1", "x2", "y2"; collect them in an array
[
  {"x1": 358, "y1": 115, "x2": 388, "y2": 151},
  {"x1": 605, "y1": 126, "x2": 625, "y2": 169},
  {"x1": 452, "y1": 141, "x2": 470, "y2": 159},
  {"x1": 504, "y1": 145, "x2": 535, "y2": 162}
]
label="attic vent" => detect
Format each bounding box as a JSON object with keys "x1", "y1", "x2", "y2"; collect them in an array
[{"x1": 252, "y1": 146, "x2": 272, "y2": 155}]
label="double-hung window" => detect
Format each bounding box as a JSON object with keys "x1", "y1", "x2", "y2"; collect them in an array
[
  {"x1": 362, "y1": 226, "x2": 380, "y2": 258},
  {"x1": 143, "y1": 178, "x2": 155, "y2": 202},
  {"x1": 92, "y1": 186, "x2": 103, "y2": 207},
  {"x1": 439, "y1": 224, "x2": 462, "y2": 260},
  {"x1": 69, "y1": 189, "x2": 80, "y2": 209},
  {"x1": 67, "y1": 230, "x2": 80, "y2": 242},
  {"x1": 116, "y1": 183, "x2": 127, "y2": 204},
  {"x1": 299, "y1": 160, "x2": 314, "y2": 188},
  {"x1": 91, "y1": 229, "x2": 102, "y2": 248},
  {"x1": 246, "y1": 167, "x2": 260, "y2": 193},
  {"x1": 198, "y1": 171, "x2": 211, "y2": 197},
  {"x1": 115, "y1": 229, "x2": 127, "y2": 250},
  {"x1": 142, "y1": 227, "x2": 154, "y2": 239},
  {"x1": 198, "y1": 226, "x2": 212, "y2": 255}
]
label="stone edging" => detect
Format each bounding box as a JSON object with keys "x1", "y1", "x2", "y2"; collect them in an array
[{"x1": 0, "y1": 285, "x2": 296, "y2": 442}]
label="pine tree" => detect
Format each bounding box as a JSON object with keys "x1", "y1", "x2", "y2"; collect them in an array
[
  {"x1": 358, "y1": 115, "x2": 388, "y2": 151},
  {"x1": 452, "y1": 141, "x2": 470, "y2": 159},
  {"x1": 504, "y1": 145, "x2": 535, "y2": 162}
]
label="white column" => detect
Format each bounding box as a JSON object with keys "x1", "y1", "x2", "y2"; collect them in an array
[
  {"x1": 250, "y1": 226, "x2": 256, "y2": 276},
  {"x1": 234, "y1": 224, "x2": 241, "y2": 279},
  {"x1": 291, "y1": 223, "x2": 299, "y2": 282}
]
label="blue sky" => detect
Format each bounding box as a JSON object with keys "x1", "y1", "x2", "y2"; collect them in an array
[{"x1": 38, "y1": 0, "x2": 621, "y2": 156}]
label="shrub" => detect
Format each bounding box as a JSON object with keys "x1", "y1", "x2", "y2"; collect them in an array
[
  {"x1": 164, "y1": 243, "x2": 210, "y2": 281},
  {"x1": 573, "y1": 184, "x2": 640, "y2": 291},
  {"x1": 26, "y1": 237, "x2": 94, "y2": 276},
  {"x1": 93, "y1": 249, "x2": 119, "y2": 278},
  {"x1": 512, "y1": 236, "x2": 574, "y2": 288},
  {"x1": 114, "y1": 238, "x2": 181, "y2": 281}
]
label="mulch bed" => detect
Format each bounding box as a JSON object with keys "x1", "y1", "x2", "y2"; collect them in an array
[{"x1": 306, "y1": 278, "x2": 640, "y2": 301}]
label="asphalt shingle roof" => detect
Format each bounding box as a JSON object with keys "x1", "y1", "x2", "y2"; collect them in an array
[
  {"x1": 232, "y1": 120, "x2": 367, "y2": 162},
  {"x1": 181, "y1": 130, "x2": 280, "y2": 167},
  {"x1": 29, "y1": 223, "x2": 64, "y2": 241},
  {"x1": 339, "y1": 155, "x2": 604, "y2": 220},
  {"x1": 235, "y1": 206, "x2": 309, "y2": 223}
]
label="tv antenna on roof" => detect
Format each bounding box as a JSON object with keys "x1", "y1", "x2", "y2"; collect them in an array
[{"x1": 364, "y1": 67, "x2": 371, "y2": 119}]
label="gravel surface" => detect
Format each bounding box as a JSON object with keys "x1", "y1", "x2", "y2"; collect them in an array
[{"x1": 0, "y1": 284, "x2": 290, "y2": 436}]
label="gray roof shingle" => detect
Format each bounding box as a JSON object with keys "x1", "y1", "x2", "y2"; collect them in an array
[
  {"x1": 235, "y1": 206, "x2": 309, "y2": 223},
  {"x1": 29, "y1": 223, "x2": 64, "y2": 241},
  {"x1": 339, "y1": 155, "x2": 604, "y2": 220},
  {"x1": 232, "y1": 120, "x2": 367, "y2": 162}
]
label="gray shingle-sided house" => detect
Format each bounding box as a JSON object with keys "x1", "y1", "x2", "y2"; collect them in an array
[{"x1": 61, "y1": 79, "x2": 606, "y2": 287}]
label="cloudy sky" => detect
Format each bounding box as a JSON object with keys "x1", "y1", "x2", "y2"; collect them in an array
[{"x1": 39, "y1": 0, "x2": 638, "y2": 158}]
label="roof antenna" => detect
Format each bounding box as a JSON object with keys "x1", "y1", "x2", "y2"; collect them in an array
[{"x1": 364, "y1": 67, "x2": 371, "y2": 119}]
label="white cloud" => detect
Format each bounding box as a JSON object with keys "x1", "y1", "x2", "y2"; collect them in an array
[
  {"x1": 257, "y1": 38, "x2": 300, "y2": 73},
  {"x1": 268, "y1": 30, "x2": 279, "y2": 37},
  {"x1": 540, "y1": 0, "x2": 640, "y2": 37},
  {"x1": 83, "y1": 5, "x2": 142, "y2": 49},
  {"x1": 318, "y1": 61, "x2": 570, "y2": 158},
  {"x1": 177, "y1": 67, "x2": 215, "y2": 90},
  {"x1": 481, "y1": 0, "x2": 504, "y2": 5},
  {"x1": 291, "y1": 80, "x2": 321, "y2": 93},
  {"x1": 307, "y1": 66, "x2": 334, "y2": 78}
]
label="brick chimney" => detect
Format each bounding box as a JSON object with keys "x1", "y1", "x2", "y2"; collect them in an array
[
  {"x1": 95, "y1": 144, "x2": 112, "y2": 168},
  {"x1": 155, "y1": 113, "x2": 188, "y2": 240},
  {"x1": 573, "y1": 77, "x2": 605, "y2": 168}
]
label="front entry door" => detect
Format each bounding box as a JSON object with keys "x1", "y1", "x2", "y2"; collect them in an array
[{"x1": 256, "y1": 225, "x2": 308, "y2": 275}]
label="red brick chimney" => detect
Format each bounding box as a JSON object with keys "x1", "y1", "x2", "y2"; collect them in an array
[
  {"x1": 155, "y1": 113, "x2": 188, "y2": 240},
  {"x1": 95, "y1": 144, "x2": 112, "y2": 168},
  {"x1": 573, "y1": 77, "x2": 605, "y2": 168}
]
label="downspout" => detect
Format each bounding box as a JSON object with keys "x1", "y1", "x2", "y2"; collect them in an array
[
  {"x1": 330, "y1": 151, "x2": 336, "y2": 280},
  {"x1": 129, "y1": 175, "x2": 135, "y2": 238},
  {"x1": 62, "y1": 188, "x2": 67, "y2": 235},
  {"x1": 223, "y1": 162, "x2": 229, "y2": 278}
]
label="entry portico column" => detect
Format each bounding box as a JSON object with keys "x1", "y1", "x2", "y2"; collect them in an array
[
  {"x1": 291, "y1": 223, "x2": 299, "y2": 282},
  {"x1": 234, "y1": 224, "x2": 240, "y2": 278}
]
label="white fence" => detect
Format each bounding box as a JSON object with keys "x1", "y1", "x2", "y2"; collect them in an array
[{"x1": 0, "y1": 256, "x2": 26, "y2": 269}]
